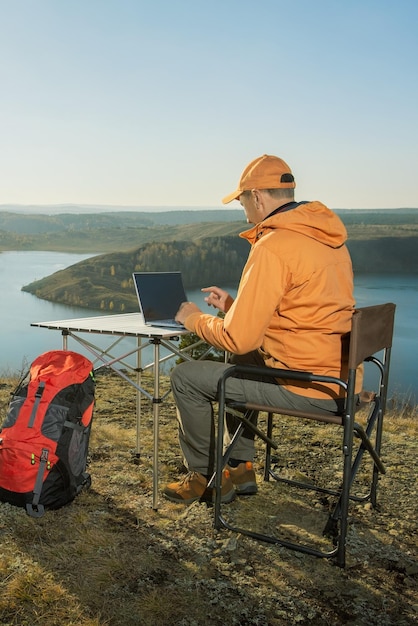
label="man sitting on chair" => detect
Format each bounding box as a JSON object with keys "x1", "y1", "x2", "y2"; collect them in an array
[{"x1": 163, "y1": 154, "x2": 360, "y2": 504}]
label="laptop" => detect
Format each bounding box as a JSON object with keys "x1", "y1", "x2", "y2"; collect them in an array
[{"x1": 132, "y1": 271, "x2": 187, "y2": 329}]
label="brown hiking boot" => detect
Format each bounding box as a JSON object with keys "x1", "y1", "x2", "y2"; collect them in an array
[
  {"x1": 163, "y1": 470, "x2": 235, "y2": 504},
  {"x1": 227, "y1": 461, "x2": 258, "y2": 495}
]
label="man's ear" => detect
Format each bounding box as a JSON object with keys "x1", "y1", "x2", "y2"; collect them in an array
[{"x1": 251, "y1": 189, "x2": 260, "y2": 208}]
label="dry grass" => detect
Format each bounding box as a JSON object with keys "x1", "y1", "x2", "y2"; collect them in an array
[{"x1": 0, "y1": 371, "x2": 417, "y2": 626}]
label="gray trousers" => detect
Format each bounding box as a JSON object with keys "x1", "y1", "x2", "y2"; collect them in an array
[{"x1": 170, "y1": 351, "x2": 341, "y2": 476}]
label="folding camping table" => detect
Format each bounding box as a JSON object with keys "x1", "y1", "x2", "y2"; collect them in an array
[{"x1": 31, "y1": 313, "x2": 202, "y2": 509}]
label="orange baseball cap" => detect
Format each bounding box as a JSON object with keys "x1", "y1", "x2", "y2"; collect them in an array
[{"x1": 222, "y1": 154, "x2": 296, "y2": 204}]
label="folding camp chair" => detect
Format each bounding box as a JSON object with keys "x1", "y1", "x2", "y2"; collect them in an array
[{"x1": 212, "y1": 302, "x2": 396, "y2": 567}]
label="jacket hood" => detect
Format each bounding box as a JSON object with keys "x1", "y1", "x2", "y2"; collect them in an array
[{"x1": 240, "y1": 201, "x2": 348, "y2": 248}]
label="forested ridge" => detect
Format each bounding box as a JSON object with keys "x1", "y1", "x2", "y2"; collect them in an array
[
  {"x1": 0, "y1": 209, "x2": 245, "y2": 252},
  {"x1": 1, "y1": 207, "x2": 418, "y2": 253},
  {"x1": 22, "y1": 237, "x2": 250, "y2": 312}
]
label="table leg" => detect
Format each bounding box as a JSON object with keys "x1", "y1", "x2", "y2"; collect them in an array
[
  {"x1": 152, "y1": 338, "x2": 161, "y2": 510},
  {"x1": 135, "y1": 337, "x2": 142, "y2": 457}
]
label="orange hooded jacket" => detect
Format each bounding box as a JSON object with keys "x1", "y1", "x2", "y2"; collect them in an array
[{"x1": 183, "y1": 201, "x2": 360, "y2": 399}]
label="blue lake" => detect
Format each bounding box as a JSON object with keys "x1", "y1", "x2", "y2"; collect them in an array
[{"x1": 0, "y1": 251, "x2": 417, "y2": 404}]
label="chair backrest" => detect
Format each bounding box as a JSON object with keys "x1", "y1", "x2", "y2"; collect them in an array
[{"x1": 348, "y1": 303, "x2": 396, "y2": 370}]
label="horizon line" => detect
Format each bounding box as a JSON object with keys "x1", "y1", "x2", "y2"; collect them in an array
[{"x1": 0, "y1": 203, "x2": 417, "y2": 213}]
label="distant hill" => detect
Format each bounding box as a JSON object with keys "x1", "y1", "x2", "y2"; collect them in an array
[
  {"x1": 1, "y1": 207, "x2": 418, "y2": 236},
  {"x1": 1, "y1": 207, "x2": 418, "y2": 253},
  {"x1": 1, "y1": 204, "x2": 417, "y2": 217},
  {"x1": 0, "y1": 217, "x2": 247, "y2": 253},
  {"x1": 0, "y1": 208, "x2": 244, "y2": 234},
  {"x1": 0, "y1": 204, "x2": 231, "y2": 215}
]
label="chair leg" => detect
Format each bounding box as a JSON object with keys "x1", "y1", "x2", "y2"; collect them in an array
[
  {"x1": 334, "y1": 426, "x2": 355, "y2": 568},
  {"x1": 370, "y1": 407, "x2": 384, "y2": 506},
  {"x1": 264, "y1": 412, "x2": 274, "y2": 482}
]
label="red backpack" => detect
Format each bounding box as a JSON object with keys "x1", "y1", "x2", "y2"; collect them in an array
[{"x1": 0, "y1": 350, "x2": 95, "y2": 517}]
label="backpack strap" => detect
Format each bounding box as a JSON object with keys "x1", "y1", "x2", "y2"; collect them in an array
[
  {"x1": 26, "y1": 447, "x2": 49, "y2": 518},
  {"x1": 64, "y1": 420, "x2": 87, "y2": 432},
  {"x1": 27, "y1": 382, "x2": 45, "y2": 428}
]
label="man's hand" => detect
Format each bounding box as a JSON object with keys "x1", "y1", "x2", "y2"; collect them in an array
[
  {"x1": 175, "y1": 301, "x2": 202, "y2": 324},
  {"x1": 201, "y1": 286, "x2": 234, "y2": 313}
]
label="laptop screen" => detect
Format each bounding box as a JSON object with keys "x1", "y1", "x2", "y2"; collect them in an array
[{"x1": 132, "y1": 271, "x2": 187, "y2": 324}]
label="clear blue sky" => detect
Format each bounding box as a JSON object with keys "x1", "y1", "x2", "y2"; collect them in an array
[{"x1": 1, "y1": 0, "x2": 417, "y2": 210}]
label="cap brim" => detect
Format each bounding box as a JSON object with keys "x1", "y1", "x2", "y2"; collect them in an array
[{"x1": 222, "y1": 189, "x2": 241, "y2": 204}]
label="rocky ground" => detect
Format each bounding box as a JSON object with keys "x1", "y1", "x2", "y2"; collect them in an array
[{"x1": 0, "y1": 370, "x2": 417, "y2": 625}]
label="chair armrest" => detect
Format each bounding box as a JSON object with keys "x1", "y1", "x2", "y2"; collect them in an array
[{"x1": 219, "y1": 364, "x2": 346, "y2": 389}]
